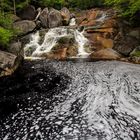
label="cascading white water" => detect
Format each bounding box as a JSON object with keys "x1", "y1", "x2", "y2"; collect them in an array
[
  {"x1": 32, "y1": 28, "x2": 70, "y2": 57},
  {"x1": 96, "y1": 13, "x2": 107, "y2": 22},
  {"x1": 74, "y1": 30, "x2": 90, "y2": 57},
  {"x1": 24, "y1": 32, "x2": 40, "y2": 57},
  {"x1": 24, "y1": 27, "x2": 90, "y2": 58},
  {"x1": 69, "y1": 18, "x2": 76, "y2": 26},
  {"x1": 24, "y1": 11, "x2": 111, "y2": 59}
]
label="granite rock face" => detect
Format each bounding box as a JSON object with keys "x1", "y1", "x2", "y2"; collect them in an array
[
  {"x1": 39, "y1": 8, "x2": 49, "y2": 28},
  {"x1": 48, "y1": 8, "x2": 63, "y2": 28},
  {"x1": 13, "y1": 20, "x2": 36, "y2": 35},
  {"x1": 0, "y1": 51, "x2": 17, "y2": 77},
  {"x1": 17, "y1": 5, "x2": 37, "y2": 20}
]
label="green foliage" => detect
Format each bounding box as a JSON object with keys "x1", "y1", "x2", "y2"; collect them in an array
[
  {"x1": 104, "y1": 0, "x2": 140, "y2": 17},
  {"x1": 0, "y1": 0, "x2": 31, "y2": 13},
  {"x1": 31, "y1": 0, "x2": 104, "y2": 9},
  {"x1": 71, "y1": 0, "x2": 104, "y2": 9},
  {"x1": 16, "y1": 0, "x2": 31, "y2": 9},
  {"x1": 0, "y1": 0, "x2": 13, "y2": 11},
  {"x1": 0, "y1": 13, "x2": 13, "y2": 29},
  {"x1": 130, "y1": 50, "x2": 140, "y2": 57},
  {"x1": 0, "y1": 12, "x2": 17, "y2": 47},
  {"x1": 31, "y1": 0, "x2": 65, "y2": 9},
  {"x1": 0, "y1": 27, "x2": 13, "y2": 46}
]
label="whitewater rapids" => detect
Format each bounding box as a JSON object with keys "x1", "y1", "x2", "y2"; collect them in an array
[{"x1": 0, "y1": 61, "x2": 140, "y2": 140}]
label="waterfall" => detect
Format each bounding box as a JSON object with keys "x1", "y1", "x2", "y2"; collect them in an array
[
  {"x1": 32, "y1": 28, "x2": 69, "y2": 57},
  {"x1": 24, "y1": 32, "x2": 40, "y2": 57},
  {"x1": 74, "y1": 30, "x2": 90, "y2": 57},
  {"x1": 24, "y1": 27, "x2": 90, "y2": 58},
  {"x1": 24, "y1": 12, "x2": 109, "y2": 59}
]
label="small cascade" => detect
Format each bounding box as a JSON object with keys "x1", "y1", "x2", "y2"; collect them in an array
[
  {"x1": 69, "y1": 18, "x2": 76, "y2": 26},
  {"x1": 74, "y1": 30, "x2": 90, "y2": 57},
  {"x1": 24, "y1": 27, "x2": 90, "y2": 58},
  {"x1": 24, "y1": 32, "x2": 40, "y2": 57},
  {"x1": 25, "y1": 28, "x2": 72, "y2": 57},
  {"x1": 96, "y1": 12, "x2": 107, "y2": 22},
  {"x1": 32, "y1": 28, "x2": 69, "y2": 57}
]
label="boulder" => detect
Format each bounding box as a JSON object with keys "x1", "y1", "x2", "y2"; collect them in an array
[
  {"x1": 14, "y1": 20, "x2": 36, "y2": 35},
  {"x1": 57, "y1": 35, "x2": 75, "y2": 45},
  {"x1": 88, "y1": 10, "x2": 99, "y2": 21},
  {"x1": 102, "y1": 19, "x2": 118, "y2": 28},
  {"x1": 52, "y1": 35, "x2": 75, "y2": 52},
  {"x1": 8, "y1": 41, "x2": 23, "y2": 56},
  {"x1": 113, "y1": 34, "x2": 139, "y2": 56},
  {"x1": 97, "y1": 36, "x2": 114, "y2": 48},
  {"x1": 0, "y1": 51, "x2": 17, "y2": 77},
  {"x1": 61, "y1": 7, "x2": 70, "y2": 25},
  {"x1": 17, "y1": 5, "x2": 36, "y2": 20},
  {"x1": 128, "y1": 29, "x2": 140, "y2": 39},
  {"x1": 85, "y1": 33, "x2": 113, "y2": 51},
  {"x1": 39, "y1": 8, "x2": 49, "y2": 28},
  {"x1": 90, "y1": 48, "x2": 121, "y2": 60},
  {"x1": 41, "y1": 48, "x2": 67, "y2": 59},
  {"x1": 48, "y1": 8, "x2": 63, "y2": 28},
  {"x1": 67, "y1": 46, "x2": 78, "y2": 57},
  {"x1": 76, "y1": 16, "x2": 87, "y2": 25}
]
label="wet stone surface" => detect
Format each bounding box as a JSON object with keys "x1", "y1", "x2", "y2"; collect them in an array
[{"x1": 0, "y1": 60, "x2": 140, "y2": 140}]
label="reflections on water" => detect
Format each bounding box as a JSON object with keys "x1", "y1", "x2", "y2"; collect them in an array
[{"x1": 0, "y1": 61, "x2": 140, "y2": 140}]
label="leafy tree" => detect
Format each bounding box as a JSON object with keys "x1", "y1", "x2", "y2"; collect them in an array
[{"x1": 104, "y1": 0, "x2": 140, "y2": 17}]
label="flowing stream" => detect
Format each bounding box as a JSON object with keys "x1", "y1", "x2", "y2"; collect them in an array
[{"x1": 0, "y1": 60, "x2": 140, "y2": 140}]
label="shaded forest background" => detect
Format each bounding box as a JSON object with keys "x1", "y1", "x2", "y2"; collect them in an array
[{"x1": 0, "y1": 0, "x2": 140, "y2": 46}]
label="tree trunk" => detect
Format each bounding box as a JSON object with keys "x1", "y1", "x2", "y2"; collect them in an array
[{"x1": 13, "y1": 0, "x2": 16, "y2": 15}]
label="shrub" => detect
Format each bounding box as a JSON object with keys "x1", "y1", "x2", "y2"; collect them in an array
[
  {"x1": 104, "y1": 0, "x2": 140, "y2": 17},
  {"x1": 0, "y1": 12, "x2": 18, "y2": 47},
  {"x1": 0, "y1": 12, "x2": 13, "y2": 29},
  {"x1": 0, "y1": 27, "x2": 13, "y2": 46}
]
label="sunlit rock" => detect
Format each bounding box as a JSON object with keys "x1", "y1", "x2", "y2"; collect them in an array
[
  {"x1": 61, "y1": 7, "x2": 70, "y2": 25},
  {"x1": 90, "y1": 48, "x2": 121, "y2": 60}
]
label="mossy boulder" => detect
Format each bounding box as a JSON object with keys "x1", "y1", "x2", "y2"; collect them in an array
[
  {"x1": 52, "y1": 44, "x2": 78, "y2": 57},
  {"x1": 57, "y1": 35, "x2": 75, "y2": 45},
  {"x1": 67, "y1": 45, "x2": 78, "y2": 57},
  {"x1": 52, "y1": 35, "x2": 75, "y2": 51}
]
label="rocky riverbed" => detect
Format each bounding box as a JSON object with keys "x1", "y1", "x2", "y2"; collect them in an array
[{"x1": 0, "y1": 60, "x2": 140, "y2": 140}]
